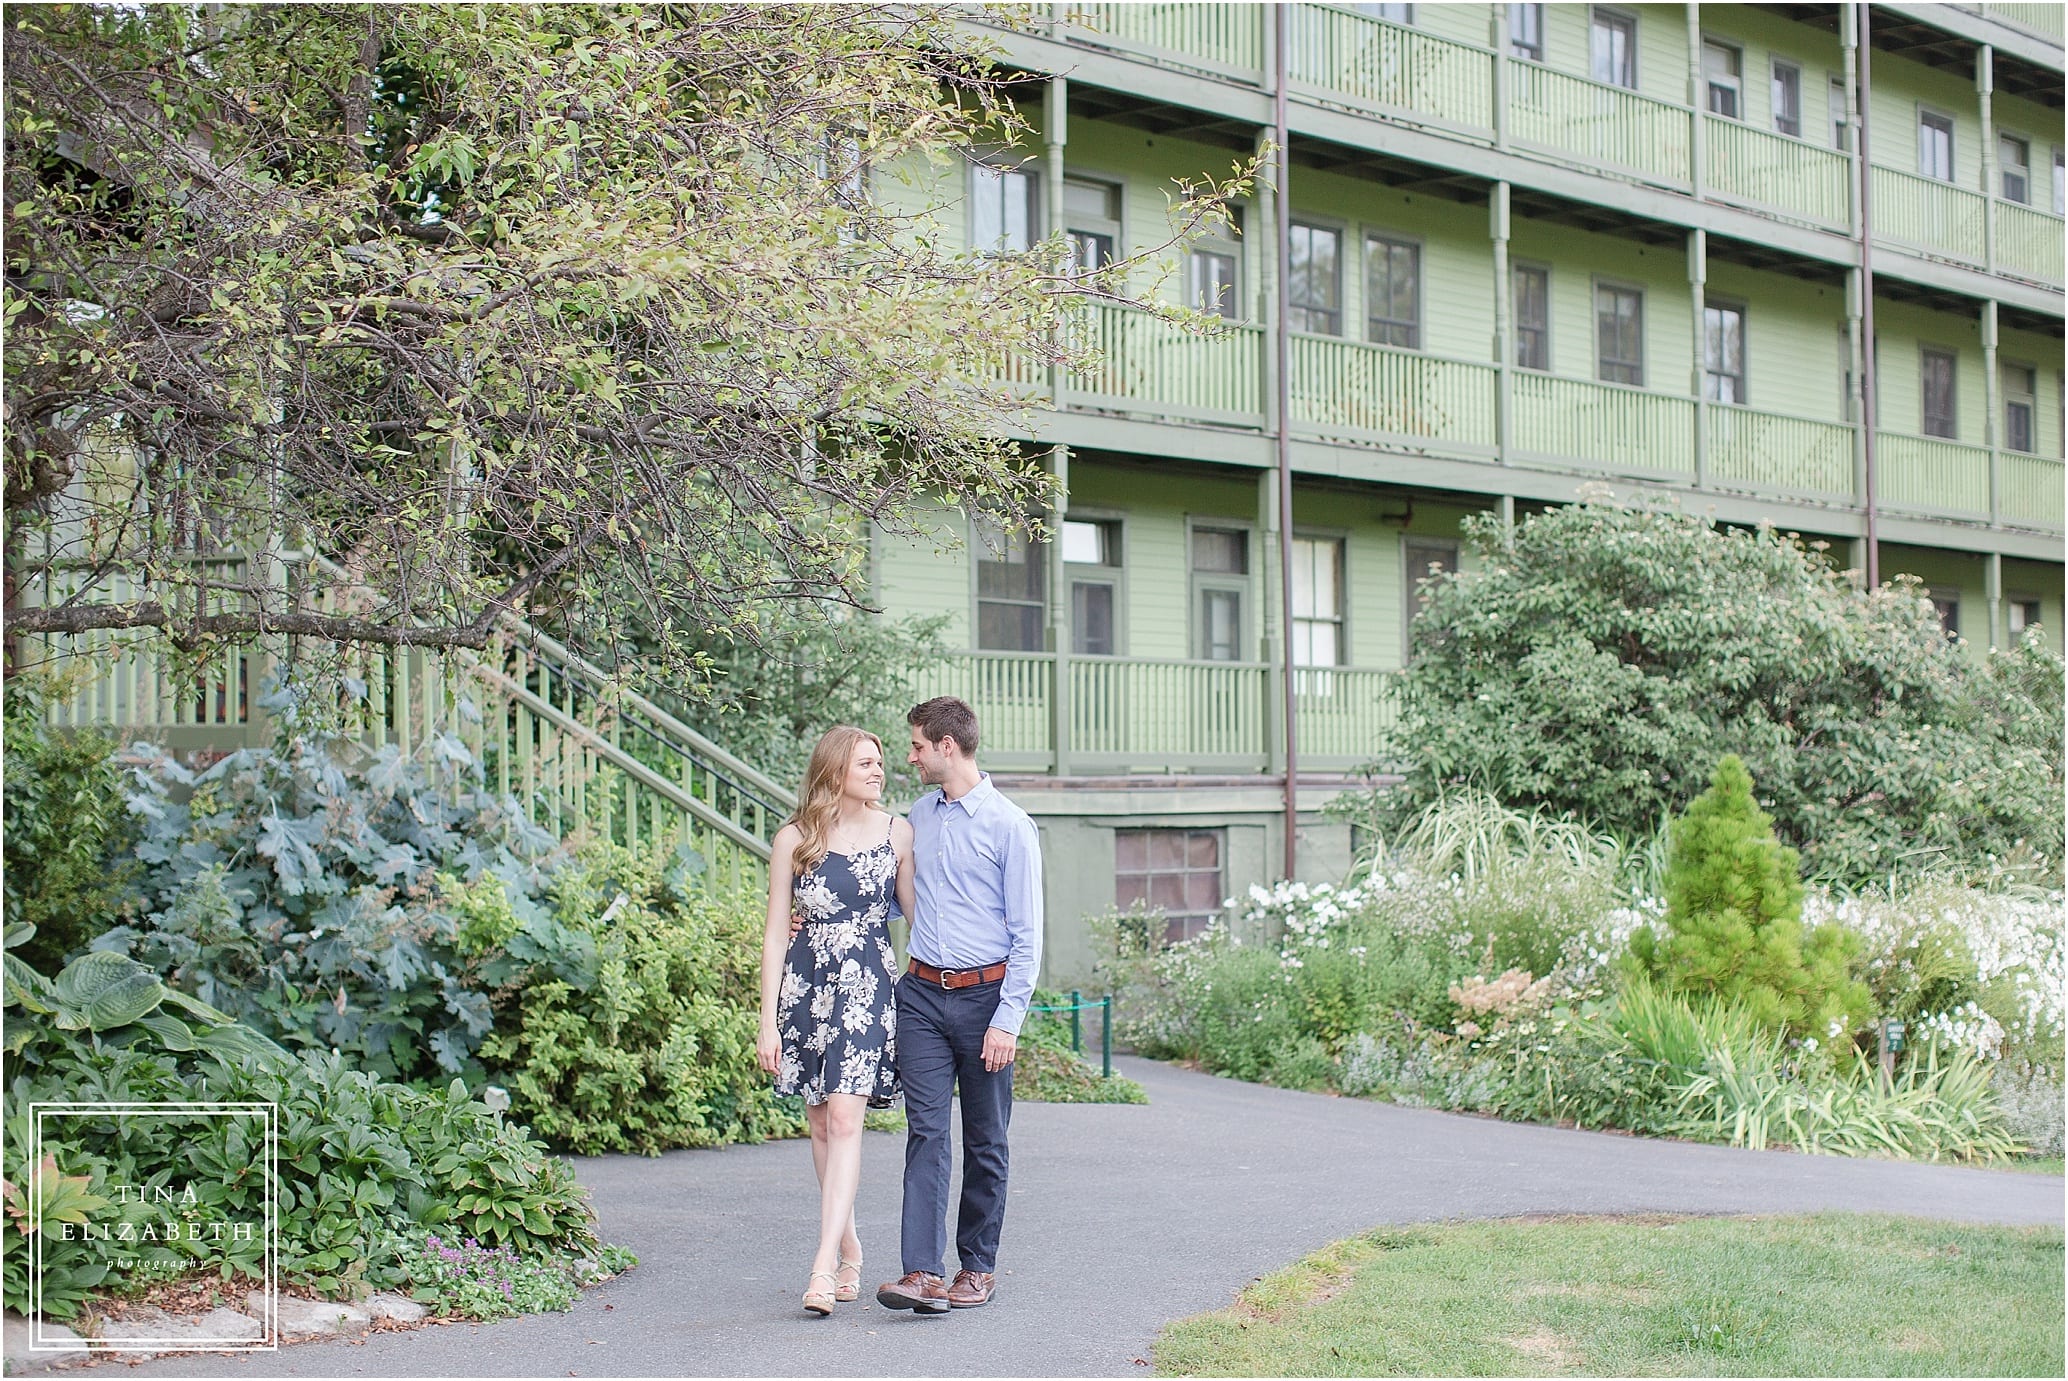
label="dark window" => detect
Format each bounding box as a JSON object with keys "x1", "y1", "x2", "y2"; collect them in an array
[
  {"x1": 2000, "y1": 133, "x2": 2031, "y2": 204},
  {"x1": 975, "y1": 515, "x2": 1045, "y2": 651},
  {"x1": 1509, "y1": 3, "x2": 1544, "y2": 60},
  {"x1": 1365, "y1": 234, "x2": 1420, "y2": 348},
  {"x1": 1514, "y1": 264, "x2": 1550, "y2": 371},
  {"x1": 1064, "y1": 517, "x2": 1120, "y2": 658},
  {"x1": 1192, "y1": 526, "x2": 1248, "y2": 662},
  {"x1": 1071, "y1": 582, "x2": 1115, "y2": 656},
  {"x1": 1591, "y1": 10, "x2": 1636, "y2": 89},
  {"x1": 1703, "y1": 300, "x2": 1746, "y2": 404},
  {"x1": 1115, "y1": 828, "x2": 1225, "y2": 944},
  {"x1": 1287, "y1": 222, "x2": 1341, "y2": 335},
  {"x1": 1771, "y1": 61, "x2": 1801, "y2": 138},
  {"x1": 1596, "y1": 284, "x2": 1644, "y2": 386},
  {"x1": 2004, "y1": 363, "x2": 2036, "y2": 454},
  {"x1": 1403, "y1": 537, "x2": 1460, "y2": 656},
  {"x1": 1929, "y1": 591, "x2": 1960, "y2": 639},
  {"x1": 1919, "y1": 111, "x2": 1955, "y2": 182},
  {"x1": 2009, "y1": 599, "x2": 2043, "y2": 637},
  {"x1": 1921, "y1": 349, "x2": 1957, "y2": 439},
  {"x1": 971, "y1": 164, "x2": 1037, "y2": 252}
]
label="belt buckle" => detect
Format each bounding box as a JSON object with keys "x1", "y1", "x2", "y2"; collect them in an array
[{"x1": 938, "y1": 967, "x2": 962, "y2": 990}]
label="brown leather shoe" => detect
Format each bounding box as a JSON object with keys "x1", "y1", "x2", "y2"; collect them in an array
[
  {"x1": 876, "y1": 1270, "x2": 950, "y2": 1313},
  {"x1": 948, "y1": 1269, "x2": 996, "y2": 1308}
]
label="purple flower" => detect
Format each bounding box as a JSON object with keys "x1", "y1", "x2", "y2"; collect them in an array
[
  {"x1": 427, "y1": 1235, "x2": 442, "y2": 1249},
  {"x1": 464, "y1": 1238, "x2": 478, "y2": 1249}
]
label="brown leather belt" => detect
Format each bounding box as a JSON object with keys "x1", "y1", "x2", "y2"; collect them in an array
[{"x1": 908, "y1": 958, "x2": 1008, "y2": 990}]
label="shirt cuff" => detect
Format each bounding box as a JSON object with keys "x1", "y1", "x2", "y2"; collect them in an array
[{"x1": 987, "y1": 1003, "x2": 1026, "y2": 1037}]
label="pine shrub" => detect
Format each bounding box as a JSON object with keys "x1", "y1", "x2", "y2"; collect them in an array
[{"x1": 1630, "y1": 755, "x2": 1870, "y2": 1039}]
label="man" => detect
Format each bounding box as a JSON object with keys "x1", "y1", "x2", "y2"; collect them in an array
[{"x1": 875, "y1": 696, "x2": 1043, "y2": 1314}]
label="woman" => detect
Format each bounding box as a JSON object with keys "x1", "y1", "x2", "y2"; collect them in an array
[{"x1": 757, "y1": 725, "x2": 914, "y2": 1316}]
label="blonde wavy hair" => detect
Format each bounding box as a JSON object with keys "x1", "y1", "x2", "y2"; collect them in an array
[{"x1": 786, "y1": 725, "x2": 883, "y2": 875}]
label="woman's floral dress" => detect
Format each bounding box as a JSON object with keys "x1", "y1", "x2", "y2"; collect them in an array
[{"x1": 773, "y1": 824, "x2": 902, "y2": 1106}]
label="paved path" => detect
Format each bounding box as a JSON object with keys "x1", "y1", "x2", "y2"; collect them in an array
[{"x1": 131, "y1": 1057, "x2": 2059, "y2": 1377}]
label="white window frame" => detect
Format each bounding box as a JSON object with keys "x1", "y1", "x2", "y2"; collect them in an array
[
  {"x1": 1703, "y1": 296, "x2": 1749, "y2": 405},
  {"x1": 1187, "y1": 517, "x2": 1255, "y2": 663},
  {"x1": 1363, "y1": 230, "x2": 1423, "y2": 350},
  {"x1": 1770, "y1": 58, "x2": 1802, "y2": 138},
  {"x1": 1062, "y1": 508, "x2": 1127, "y2": 658},
  {"x1": 1589, "y1": 7, "x2": 1639, "y2": 90},
  {"x1": 1594, "y1": 278, "x2": 1646, "y2": 388},
  {"x1": 1917, "y1": 106, "x2": 1957, "y2": 183},
  {"x1": 1513, "y1": 260, "x2": 1553, "y2": 372},
  {"x1": 1701, "y1": 37, "x2": 1745, "y2": 120}
]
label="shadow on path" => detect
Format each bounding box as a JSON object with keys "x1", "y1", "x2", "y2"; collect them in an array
[{"x1": 126, "y1": 1056, "x2": 2061, "y2": 1377}]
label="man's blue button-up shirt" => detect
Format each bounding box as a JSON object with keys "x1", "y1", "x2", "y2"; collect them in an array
[{"x1": 908, "y1": 773, "x2": 1043, "y2": 1036}]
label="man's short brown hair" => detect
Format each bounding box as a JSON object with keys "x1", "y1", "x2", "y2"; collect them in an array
[{"x1": 907, "y1": 696, "x2": 980, "y2": 756}]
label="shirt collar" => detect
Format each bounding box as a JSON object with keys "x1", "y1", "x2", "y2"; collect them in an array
[{"x1": 937, "y1": 772, "x2": 994, "y2": 816}]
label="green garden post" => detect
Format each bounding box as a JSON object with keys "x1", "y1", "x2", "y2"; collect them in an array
[
  {"x1": 1101, "y1": 994, "x2": 1112, "y2": 1079},
  {"x1": 1070, "y1": 988, "x2": 1082, "y2": 1053}
]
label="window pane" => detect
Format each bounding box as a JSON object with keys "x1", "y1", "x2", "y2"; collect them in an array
[
  {"x1": 1366, "y1": 236, "x2": 1420, "y2": 348},
  {"x1": 1289, "y1": 222, "x2": 1340, "y2": 335},
  {"x1": 1597, "y1": 285, "x2": 1643, "y2": 386},
  {"x1": 1772, "y1": 63, "x2": 1800, "y2": 137},
  {"x1": 1064, "y1": 177, "x2": 1118, "y2": 220},
  {"x1": 1922, "y1": 350, "x2": 1956, "y2": 438},
  {"x1": 1703, "y1": 42, "x2": 1741, "y2": 119},
  {"x1": 1919, "y1": 113, "x2": 1954, "y2": 181},
  {"x1": 1830, "y1": 77, "x2": 1850, "y2": 151},
  {"x1": 1067, "y1": 230, "x2": 1113, "y2": 271},
  {"x1": 1509, "y1": 3, "x2": 1543, "y2": 59},
  {"x1": 1184, "y1": 870, "x2": 1223, "y2": 912},
  {"x1": 2000, "y1": 135, "x2": 2030, "y2": 203},
  {"x1": 972, "y1": 165, "x2": 1002, "y2": 248},
  {"x1": 1591, "y1": 13, "x2": 1635, "y2": 88},
  {"x1": 1192, "y1": 527, "x2": 1247, "y2": 574},
  {"x1": 1062, "y1": 519, "x2": 1115, "y2": 566},
  {"x1": 1072, "y1": 581, "x2": 1114, "y2": 655},
  {"x1": 1514, "y1": 265, "x2": 1549, "y2": 371},
  {"x1": 1116, "y1": 830, "x2": 1148, "y2": 871},
  {"x1": 1115, "y1": 874, "x2": 1149, "y2": 906},
  {"x1": 1190, "y1": 250, "x2": 1239, "y2": 319},
  {"x1": 977, "y1": 601, "x2": 1043, "y2": 652},
  {"x1": 1202, "y1": 589, "x2": 1242, "y2": 661},
  {"x1": 1187, "y1": 830, "x2": 1220, "y2": 869},
  {"x1": 2007, "y1": 401, "x2": 2034, "y2": 453}
]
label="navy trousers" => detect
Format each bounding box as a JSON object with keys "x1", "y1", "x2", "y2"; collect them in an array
[{"x1": 895, "y1": 971, "x2": 1014, "y2": 1277}]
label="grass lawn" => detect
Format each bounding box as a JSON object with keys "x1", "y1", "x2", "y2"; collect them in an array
[{"x1": 1155, "y1": 1213, "x2": 2064, "y2": 1377}]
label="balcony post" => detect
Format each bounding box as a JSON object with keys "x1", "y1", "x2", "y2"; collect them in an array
[
  {"x1": 1257, "y1": 126, "x2": 1280, "y2": 437},
  {"x1": 1689, "y1": 228, "x2": 1708, "y2": 490},
  {"x1": 1686, "y1": 3, "x2": 1705, "y2": 200},
  {"x1": 1489, "y1": 7, "x2": 1509, "y2": 152},
  {"x1": 1048, "y1": 443, "x2": 1073, "y2": 776},
  {"x1": 1978, "y1": 46, "x2": 1996, "y2": 274},
  {"x1": 1258, "y1": 467, "x2": 1285, "y2": 781},
  {"x1": 1491, "y1": 181, "x2": 1514, "y2": 464},
  {"x1": 1045, "y1": 76, "x2": 1068, "y2": 409},
  {"x1": 1986, "y1": 550, "x2": 2004, "y2": 650},
  {"x1": 1982, "y1": 298, "x2": 2001, "y2": 528}
]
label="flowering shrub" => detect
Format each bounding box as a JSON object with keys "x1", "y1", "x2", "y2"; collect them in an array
[{"x1": 374, "y1": 1227, "x2": 635, "y2": 1319}]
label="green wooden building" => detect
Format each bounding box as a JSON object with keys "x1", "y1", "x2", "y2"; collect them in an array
[{"x1": 866, "y1": 2, "x2": 2065, "y2": 981}]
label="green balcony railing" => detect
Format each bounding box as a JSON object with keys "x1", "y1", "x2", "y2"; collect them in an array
[
  {"x1": 1871, "y1": 165, "x2": 1987, "y2": 266},
  {"x1": 1709, "y1": 404, "x2": 1856, "y2": 499},
  {"x1": 1879, "y1": 432, "x2": 1992, "y2": 520},
  {"x1": 1508, "y1": 60, "x2": 1693, "y2": 188},
  {"x1": 1070, "y1": 655, "x2": 1269, "y2": 771},
  {"x1": 1067, "y1": 303, "x2": 1264, "y2": 423},
  {"x1": 901, "y1": 650, "x2": 1055, "y2": 770},
  {"x1": 1995, "y1": 200, "x2": 2067, "y2": 285},
  {"x1": 2001, "y1": 450, "x2": 2067, "y2": 530},
  {"x1": 1065, "y1": 2, "x2": 1262, "y2": 80},
  {"x1": 1288, "y1": 334, "x2": 1499, "y2": 454},
  {"x1": 1705, "y1": 116, "x2": 1852, "y2": 229},
  {"x1": 1513, "y1": 372, "x2": 1696, "y2": 479},
  {"x1": 1293, "y1": 667, "x2": 1399, "y2": 766},
  {"x1": 1975, "y1": 2, "x2": 2066, "y2": 40},
  {"x1": 1288, "y1": 5, "x2": 1493, "y2": 134}
]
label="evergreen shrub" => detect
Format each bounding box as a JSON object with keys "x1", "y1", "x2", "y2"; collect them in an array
[{"x1": 1628, "y1": 755, "x2": 1871, "y2": 1040}]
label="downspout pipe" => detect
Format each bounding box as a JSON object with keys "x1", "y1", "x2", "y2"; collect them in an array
[
  {"x1": 1856, "y1": 2, "x2": 1881, "y2": 587},
  {"x1": 1273, "y1": 3, "x2": 1298, "y2": 881}
]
